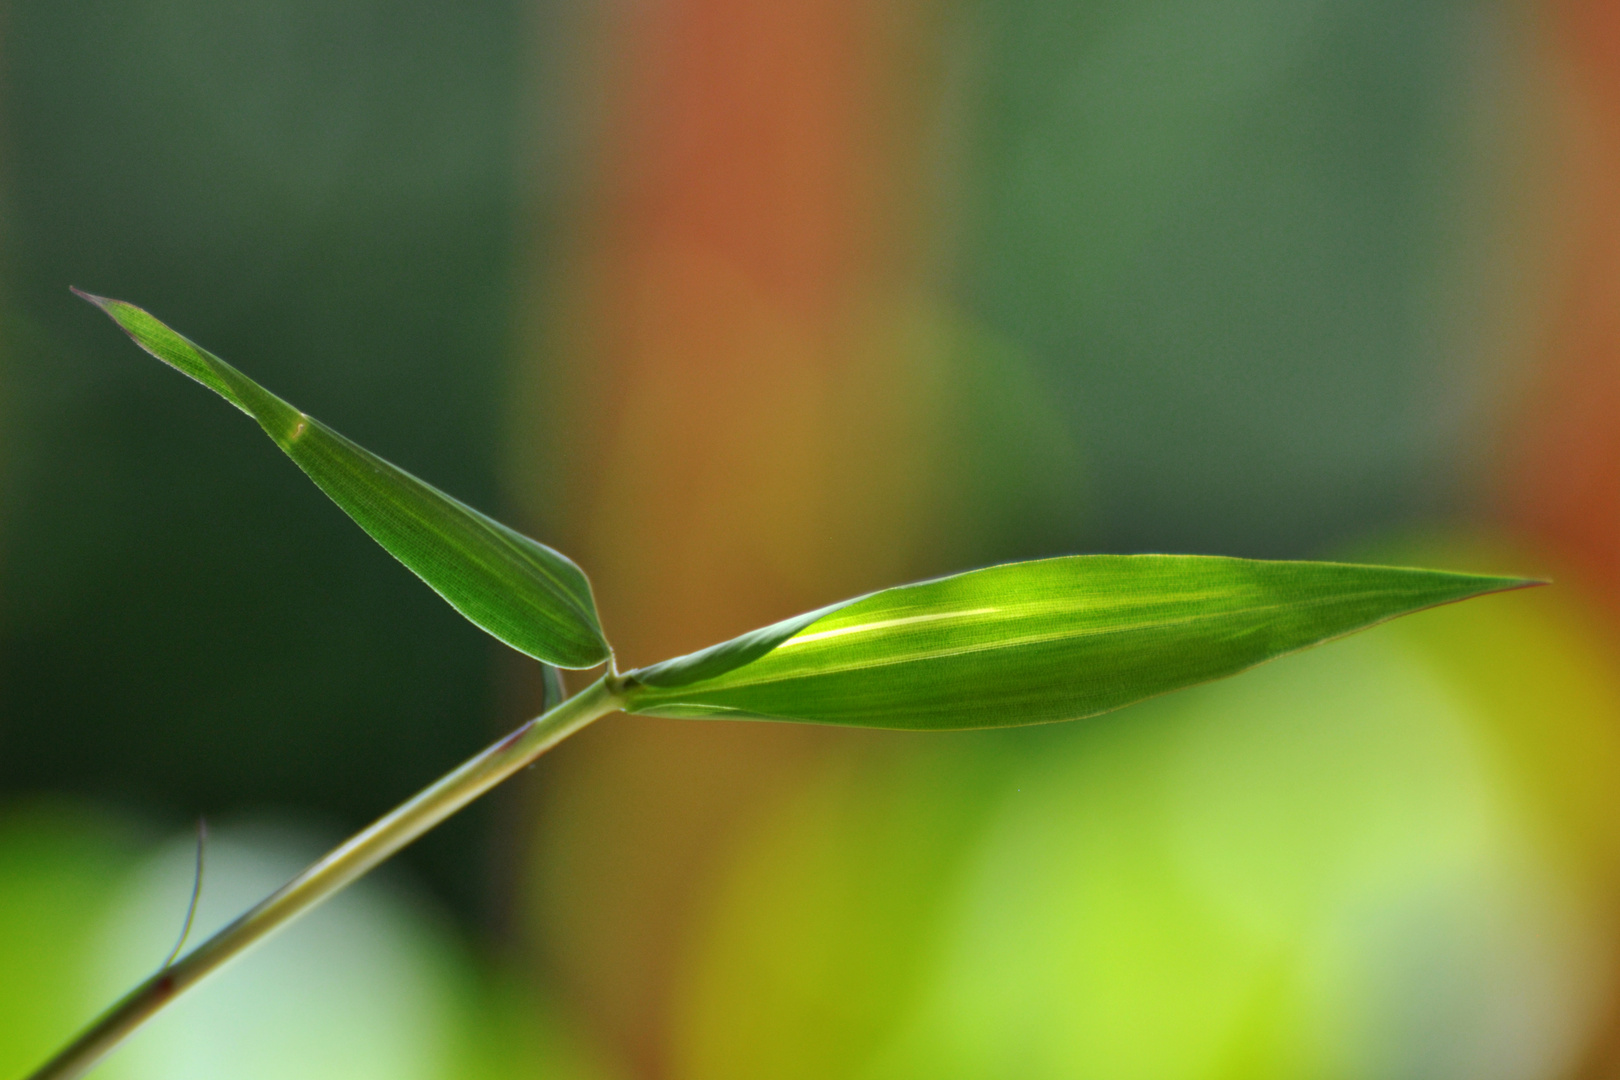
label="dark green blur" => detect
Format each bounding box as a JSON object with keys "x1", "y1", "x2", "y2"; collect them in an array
[
  {"x1": 962, "y1": 0, "x2": 1502, "y2": 558},
  {"x1": 0, "y1": 0, "x2": 534, "y2": 920}
]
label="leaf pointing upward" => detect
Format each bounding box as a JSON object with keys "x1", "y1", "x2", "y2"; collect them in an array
[
  {"x1": 621, "y1": 555, "x2": 1535, "y2": 729},
  {"x1": 77, "y1": 290, "x2": 610, "y2": 669}
]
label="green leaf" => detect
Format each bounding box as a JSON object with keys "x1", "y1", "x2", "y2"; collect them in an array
[
  {"x1": 621, "y1": 555, "x2": 1535, "y2": 729},
  {"x1": 76, "y1": 290, "x2": 610, "y2": 669}
]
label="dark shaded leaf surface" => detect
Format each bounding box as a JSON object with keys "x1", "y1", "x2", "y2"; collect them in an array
[{"x1": 79, "y1": 292, "x2": 609, "y2": 668}]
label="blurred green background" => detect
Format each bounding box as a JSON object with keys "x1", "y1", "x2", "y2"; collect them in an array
[{"x1": 4, "y1": 0, "x2": 1620, "y2": 1078}]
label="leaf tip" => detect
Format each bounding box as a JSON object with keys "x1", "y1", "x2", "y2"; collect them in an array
[
  {"x1": 1477, "y1": 574, "x2": 1549, "y2": 595},
  {"x1": 72, "y1": 288, "x2": 143, "y2": 336},
  {"x1": 70, "y1": 285, "x2": 112, "y2": 309},
  {"x1": 1409, "y1": 571, "x2": 1547, "y2": 617}
]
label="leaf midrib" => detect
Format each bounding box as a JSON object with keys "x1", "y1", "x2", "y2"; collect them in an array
[{"x1": 673, "y1": 586, "x2": 1418, "y2": 692}]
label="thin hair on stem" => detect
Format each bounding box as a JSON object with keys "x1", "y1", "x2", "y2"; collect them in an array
[{"x1": 159, "y1": 818, "x2": 208, "y2": 971}]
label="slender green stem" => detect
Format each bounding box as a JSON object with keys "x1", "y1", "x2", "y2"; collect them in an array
[{"x1": 24, "y1": 676, "x2": 624, "y2": 1080}]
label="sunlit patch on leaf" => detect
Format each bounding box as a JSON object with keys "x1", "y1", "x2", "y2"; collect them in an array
[{"x1": 622, "y1": 555, "x2": 1535, "y2": 730}]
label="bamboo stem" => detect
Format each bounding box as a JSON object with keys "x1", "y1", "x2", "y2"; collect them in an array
[{"x1": 25, "y1": 676, "x2": 624, "y2": 1080}]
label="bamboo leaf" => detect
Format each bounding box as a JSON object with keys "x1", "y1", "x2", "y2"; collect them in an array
[
  {"x1": 621, "y1": 555, "x2": 1534, "y2": 729},
  {"x1": 77, "y1": 290, "x2": 610, "y2": 669}
]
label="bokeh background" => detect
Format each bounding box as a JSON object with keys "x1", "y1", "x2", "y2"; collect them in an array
[{"x1": 3, "y1": 0, "x2": 1620, "y2": 1077}]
